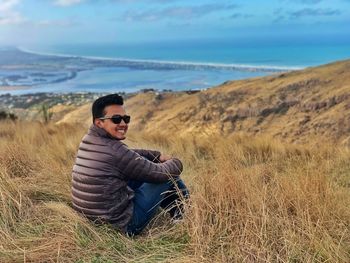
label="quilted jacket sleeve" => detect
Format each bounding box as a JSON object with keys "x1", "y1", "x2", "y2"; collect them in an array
[
  {"x1": 112, "y1": 142, "x2": 183, "y2": 183},
  {"x1": 131, "y1": 149, "x2": 161, "y2": 163}
]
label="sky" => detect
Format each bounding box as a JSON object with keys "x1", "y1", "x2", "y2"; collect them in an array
[{"x1": 0, "y1": 0, "x2": 350, "y2": 46}]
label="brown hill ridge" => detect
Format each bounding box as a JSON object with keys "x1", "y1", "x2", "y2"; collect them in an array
[{"x1": 58, "y1": 59, "x2": 350, "y2": 145}]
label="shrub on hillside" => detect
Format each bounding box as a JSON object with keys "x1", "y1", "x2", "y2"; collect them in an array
[{"x1": 0, "y1": 110, "x2": 17, "y2": 121}]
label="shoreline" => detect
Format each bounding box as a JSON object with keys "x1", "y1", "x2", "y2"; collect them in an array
[
  {"x1": 1, "y1": 47, "x2": 305, "y2": 96},
  {"x1": 0, "y1": 88, "x2": 172, "y2": 98},
  {"x1": 0, "y1": 85, "x2": 27, "y2": 91},
  {"x1": 17, "y1": 46, "x2": 304, "y2": 72}
]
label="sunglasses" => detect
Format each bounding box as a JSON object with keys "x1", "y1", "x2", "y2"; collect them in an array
[{"x1": 99, "y1": 114, "x2": 131, "y2": 124}]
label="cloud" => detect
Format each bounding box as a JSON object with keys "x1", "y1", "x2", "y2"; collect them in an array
[
  {"x1": 0, "y1": 0, "x2": 19, "y2": 11},
  {"x1": 53, "y1": 0, "x2": 84, "y2": 7},
  {"x1": 229, "y1": 13, "x2": 253, "y2": 19},
  {"x1": 0, "y1": 12, "x2": 23, "y2": 25},
  {"x1": 289, "y1": 8, "x2": 341, "y2": 18},
  {"x1": 272, "y1": 15, "x2": 285, "y2": 23},
  {"x1": 0, "y1": 0, "x2": 24, "y2": 25},
  {"x1": 273, "y1": 7, "x2": 341, "y2": 22},
  {"x1": 121, "y1": 4, "x2": 238, "y2": 22}
]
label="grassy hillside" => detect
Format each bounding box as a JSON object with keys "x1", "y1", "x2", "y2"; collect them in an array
[
  {"x1": 58, "y1": 59, "x2": 350, "y2": 145},
  {"x1": 0, "y1": 121, "x2": 350, "y2": 262},
  {"x1": 127, "y1": 59, "x2": 350, "y2": 145},
  {"x1": 1, "y1": 59, "x2": 350, "y2": 262}
]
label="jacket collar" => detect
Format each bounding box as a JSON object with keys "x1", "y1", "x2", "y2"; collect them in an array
[{"x1": 88, "y1": 124, "x2": 115, "y2": 140}]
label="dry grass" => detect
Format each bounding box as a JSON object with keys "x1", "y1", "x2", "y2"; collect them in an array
[{"x1": 1, "y1": 120, "x2": 350, "y2": 262}]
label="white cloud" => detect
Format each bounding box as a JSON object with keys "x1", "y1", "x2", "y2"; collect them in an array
[
  {"x1": 54, "y1": 0, "x2": 84, "y2": 7},
  {"x1": 0, "y1": 0, "x2": 19, "y2": 12},
  {"x1": 0, "y1": 0, "x2": 24, "y2": 25},
  {"x1": 0, "y1": 12, "x2": 22, "y2": 25}
]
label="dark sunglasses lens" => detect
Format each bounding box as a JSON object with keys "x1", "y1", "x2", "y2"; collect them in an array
[
  {"x1": 110, "y1": 115, "x2": 130, "y2": 124},
  {"x1": 123, "y1": 115, "x2": 131, "y2": 123},
  {"x1": 111, "y1": 116, "x2": 123, "y2": 124}
]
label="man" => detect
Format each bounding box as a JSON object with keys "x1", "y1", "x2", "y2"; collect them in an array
[{"x1": 71, "y1": 93, "x2": 188, "y2": 235}]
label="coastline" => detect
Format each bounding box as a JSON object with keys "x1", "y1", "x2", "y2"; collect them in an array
[
  {"x1": 0, "y1": 85, "x2": 27, "y2": 91},
  {"x1": 1, "y1": 47, "x2": 305, "y2": 95},
  {"x1": 17, "y1": 47, "x2": 303, "y2": 72}
]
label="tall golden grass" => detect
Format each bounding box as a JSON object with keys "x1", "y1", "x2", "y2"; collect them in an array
[{"x1": 0, "y1": 121, "x2": 349, "y2": 262}]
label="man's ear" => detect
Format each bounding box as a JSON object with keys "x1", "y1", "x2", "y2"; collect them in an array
[{"x1": 94, "y1": 118, "x2": 103, "y2": 128}]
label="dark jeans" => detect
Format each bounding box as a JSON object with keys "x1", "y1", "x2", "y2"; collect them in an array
[{"x1": 126, "y1": 178, "x2": 189, "y2": 235}]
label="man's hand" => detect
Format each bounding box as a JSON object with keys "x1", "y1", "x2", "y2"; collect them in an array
[{"x1": 159, "y1": 154, "x2": 172, "y2": 163}]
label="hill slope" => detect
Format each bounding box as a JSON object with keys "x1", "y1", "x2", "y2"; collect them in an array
[{"x1": 58, "y1": 59, "x2": 350, "y2": 144}]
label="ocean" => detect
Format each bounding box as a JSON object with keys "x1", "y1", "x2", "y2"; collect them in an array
[
  {"x1": 32, "y1": 40, "x2": 350, "y2": 67},
  {"x1": 2, "y1": 40, "x2": 350, "y2": 95}
]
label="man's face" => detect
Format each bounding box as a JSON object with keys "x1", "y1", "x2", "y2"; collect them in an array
[{"x1": 94, "y1": 104, "x2": 129, "y2": 140}]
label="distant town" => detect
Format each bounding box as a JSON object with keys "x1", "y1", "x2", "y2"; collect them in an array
[{"x1": 0, "y1": 92, "x2": 111, "y2": 110}]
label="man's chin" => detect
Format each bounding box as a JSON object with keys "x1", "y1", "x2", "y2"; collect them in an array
[
  {"x1": 108, "y1": 132, "x2": 126, "y2": 140},
  {"x1": 115, "y1": 134, "x2": 126, "y2": 140}
]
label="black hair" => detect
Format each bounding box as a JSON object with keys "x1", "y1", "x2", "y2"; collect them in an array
[{"x1": 92, "y1": 94, "x2": 124, "y2": 123}]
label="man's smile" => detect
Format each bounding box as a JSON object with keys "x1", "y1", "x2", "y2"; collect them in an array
[{"x1": 117, "y1": 128, "x2": 127, "y2": 134}]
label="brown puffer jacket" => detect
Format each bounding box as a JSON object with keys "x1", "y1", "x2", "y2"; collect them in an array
[{"x1": 71, "y1": 124, "x2": 183, "y2": 231}]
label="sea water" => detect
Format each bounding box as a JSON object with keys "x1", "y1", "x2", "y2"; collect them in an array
[
  {"x1": 35, "y1": 40, "x2": 350, "y2": 67},
  {"x1": 2, "y1": 39, "x2": 350, "y2": 95}
]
